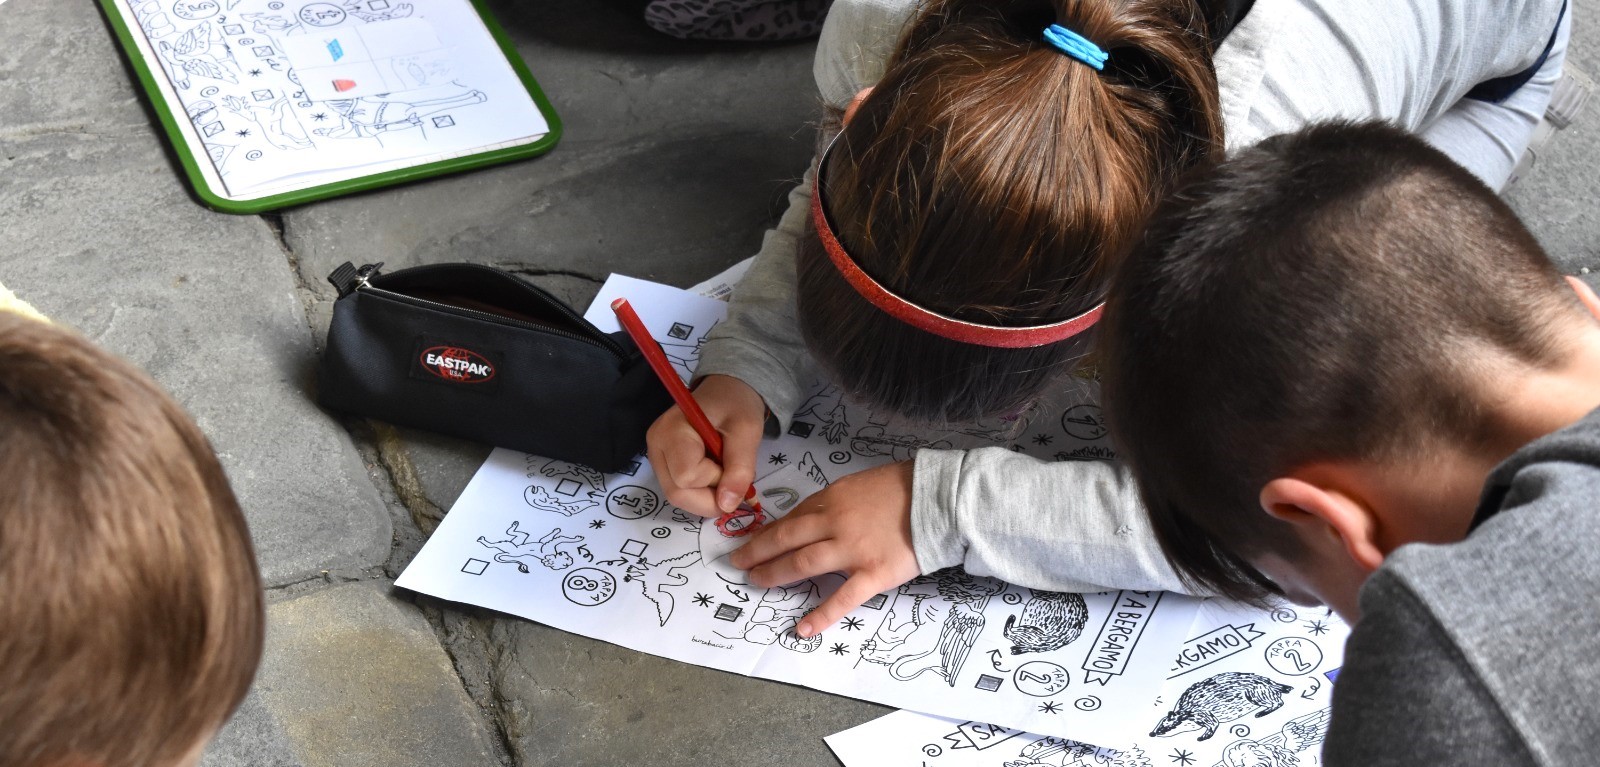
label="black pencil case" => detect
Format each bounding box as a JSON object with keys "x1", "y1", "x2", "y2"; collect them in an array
[{"x1": 317, "y1": 262, "x2": 672, "y2": 472}]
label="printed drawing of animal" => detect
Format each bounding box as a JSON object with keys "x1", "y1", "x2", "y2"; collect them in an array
[
  {"x1": 314, "y1": 90, "x2": 487, "y2": 139},
  {"x1": 1150, "y1": 672, "x2": 1293, "y2": 741},
  {"x1": 860, "y1": 568, "x2": 1003, "y2": 686},
  {"x1": 241, "y1": 12, "x2": 304, "y2": 35},
  {"x1": 476, "y1": 523, "x2": 582, "y2": 572},
  {"x1": 222, "y1": 96, "x2": 313, "y2": 151},
  {"x1": 624, "y1": 550, "x2": 701, "y2": 626},
  {"x1": 537, "y1": 460, "x2": 607, "y2": 494},
  {"x1": 849, "y1": 425, "x2": 953, "y2": 462},
  {"x1": 523, "y1": 485, "x2": 597, "y2": 517},
  {"x1": 1219, "y1": 707, "x2": 1331, "y2": 767},
  {"x1": 794, "y1": 385, "x2": 849, "y2": 444},
  {"x1": 1002, "y1": 736, "x2": 1102, "y2": 767},
  {"x1": 345, "y1": 0, "x2": 414, "y2": 22},
  {"x1": 732, "y1": 579, "x2": 831, "y2": 653},
  {"x1": 157, "y1": 21, "x2": 238, "y2": 89},
  {"x1": 1004, "y1": 590, "x2": 1089, "y2": 655}
]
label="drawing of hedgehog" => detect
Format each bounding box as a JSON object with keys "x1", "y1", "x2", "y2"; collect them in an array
[
  {"x1": 1003, "y1": 590, "x2": 1090, "y2": 654},
  {"x1": 1150, "y1": 672, "x2": 1293, "y2": 741}
]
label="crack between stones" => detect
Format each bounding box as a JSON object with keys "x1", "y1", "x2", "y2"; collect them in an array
[
  {"x1": 369, "y1": 421, "x2": 446, "y2": 536},
  {"x1": 0, "y1": 121, "x2": 139, "y2": 141},
  {"x1": 262, "y1": 569, "x2": 372, "y2": 594},
  {"x1": 340, "y1": 422, "x2": 515, "y2": 765},
  {"x1": 260, "y1": 212, "x2": 325, "y2": 346}
]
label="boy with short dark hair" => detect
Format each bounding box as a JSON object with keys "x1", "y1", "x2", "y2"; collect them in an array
[
  {"x1": 1101, "y1": 120, "x2": 1600, "y2": 766},
  {"x1": 0, "y1": 310, "x2": 266, "y2": 767}
]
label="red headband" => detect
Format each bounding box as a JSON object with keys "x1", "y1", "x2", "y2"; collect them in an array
[{"x1": 809, "y1": 137, "x2": 1104, "y2": 349}]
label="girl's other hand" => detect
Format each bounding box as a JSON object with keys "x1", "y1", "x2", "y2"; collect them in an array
[
  {"x1": 646, "y1": 374, "x2": 767, "y2": 518},
  {"x1": 729, "y1": 460, "x2": 921, "y2": 638}
]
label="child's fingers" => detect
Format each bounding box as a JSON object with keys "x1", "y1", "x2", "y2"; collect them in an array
[
  {"x1": 713, "y1": 418, "x2": 762, "y2": 513},
  {"x1": 729, "y1": 512, "x2": 831, "y2": 571},
  {"x1": 796, "y1": 574, "x2": 890, "y2": 639},
  {"x1": 744, "y1": 540, "x2": 849, "y2": 589},
  {"x1": 647, "y1": 420, "x2": 722, "y2": 517}
]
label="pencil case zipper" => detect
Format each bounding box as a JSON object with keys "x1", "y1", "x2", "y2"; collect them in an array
[{"x1": 334, "y1": 262, "x2": 629, "y2": 360}]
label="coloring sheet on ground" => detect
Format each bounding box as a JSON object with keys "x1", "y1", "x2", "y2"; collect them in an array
[
  {"x1": 397, "y1": 275, "x2": 1202, "y2": 742},
  {"x1": 826, "y1": 600, "x2": 1350, "y2": 766},
  {"x1": 109, "y1": 0, "x2": 549, "y2": 199}
]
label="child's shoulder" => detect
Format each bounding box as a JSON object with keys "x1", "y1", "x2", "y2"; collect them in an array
[
  {"x1": 814, "y1": 0, "x2": 918, "y2": 106},
  {"x1": 1373, "y1": 408, "x2": 1600, "y2": 636}
]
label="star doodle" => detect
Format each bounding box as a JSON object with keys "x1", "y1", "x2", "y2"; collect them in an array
[
  {"x1": 235, "y1": 128, "x2": 251, "y2": 137},
  {"x1": 588, "y1": 519, "x2": 606, "y2": 529},
  {"x1": 311, "y1": 112, "x2": 329, "y2": 121},
  {"x1": 1032, "y1": 433, "x2": 1054, "y2": 446},
  {"x1": 692, "y1": 593, "x2": 714, "y2": 607},
  {"x1": 1305, "y1": 619, "x2": 1330, "y2": 636},
  {"x1": 1009, "y1": 444, "x2": 1026, "y2": 452},
  {"x1": 248, "y1": 68, "x2": 262, "y2": 77},
  {"x1": 1038, "y1": 701, "x2": 1061, "y2": 714},
  {"x1": 1169, "y1": 749, "x2": 1195, "y2": 766},
  {"x1": 841, "y1": 616, "x2": 864, "y2": 631},
  {"x1": 768, "y1": 453, "x2": 788, "y2": 466},
  {"x1": 829, "y1": 642, "x2": 849, "y2": 656}
]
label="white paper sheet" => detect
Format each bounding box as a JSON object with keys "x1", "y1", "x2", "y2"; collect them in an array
[
  {"x1": 825, "y1": 601, "x2": 1350, "y2": 766},
  {"x1": 107, "y1": 0, "x2": 549, "y2": 199},
  {"x1": 396, "y1": 274, "x2": 1202, "y2": 742}
]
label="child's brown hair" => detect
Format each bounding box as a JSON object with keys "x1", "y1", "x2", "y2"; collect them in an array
[
  {"x1": 1100, "y1": 121, "x2": 1577, "y2": 603},
  {"x1": 798, "y1": 0, "x2": 1223, "y2": 423},
  {"x1": 0, "y1": 313, "x2": 265, "y2": 767}
]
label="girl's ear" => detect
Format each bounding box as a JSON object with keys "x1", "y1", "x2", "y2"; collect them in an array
[
  {"x1": 843, "y1": 87, "x2": 874, "y2": 126},
  {"x1": 1566, "y1": 276, "x2": 1600, "y2": 322},
  {"x1": 1259, "y1": 476, "x2": 1385, "y2": 572}
]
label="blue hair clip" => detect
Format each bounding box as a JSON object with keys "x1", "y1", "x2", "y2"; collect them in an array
[{"x1": 1043, "y1": 24, "x2": 1108, "y2": 71}]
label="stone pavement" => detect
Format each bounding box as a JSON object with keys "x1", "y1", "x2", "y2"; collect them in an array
[{"x1": 0, "y1": 1, "x2": 1595, "y2": 766}]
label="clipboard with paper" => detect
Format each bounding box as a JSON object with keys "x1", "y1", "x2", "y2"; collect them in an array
[{"x1": 99, "y1": 0, "x2": 560, "y2": 213}]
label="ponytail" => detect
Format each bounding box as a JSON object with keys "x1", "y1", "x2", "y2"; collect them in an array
[{"x1": 798, "y1": 0, "x2": 1221, "y2": 422}]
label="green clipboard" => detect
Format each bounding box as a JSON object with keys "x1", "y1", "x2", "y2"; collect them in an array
[{"x1": 96, "y1": 0, "x2": 562, "y2": 214}]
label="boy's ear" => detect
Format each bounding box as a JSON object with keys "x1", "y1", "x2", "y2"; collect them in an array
[
  {"x1": 843, "y1": 87, "x2": 875, "y2": 126},
  {"x1": 1259, "y1": 476, "x2": 1385, "y2": 572},
  {"x1": 1566, "y1": 276, "x2": 1600, "y2": 322}
]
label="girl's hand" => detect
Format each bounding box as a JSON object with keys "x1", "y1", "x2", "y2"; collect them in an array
[
  {"x1": 646, "y1": 374, "x2": 768, "y2": 518},
  {"x1": 730, "y1": 460, "x2": 921, "y2": 638}
]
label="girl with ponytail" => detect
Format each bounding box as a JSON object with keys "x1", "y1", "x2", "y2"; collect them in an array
[{"x1": 648, "y1": 0, "x2": 1569, "y2": 635}]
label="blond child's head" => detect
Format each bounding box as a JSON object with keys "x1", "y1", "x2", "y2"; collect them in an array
[{"x1": 0, "y1": 313, "x2": 264, "y2": 767}]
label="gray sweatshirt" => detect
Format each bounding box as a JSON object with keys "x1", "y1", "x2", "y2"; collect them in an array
[
  {"x1": 694, "y1": 0, "x2": 1566, "y2": 594},
  {"x1": 1323, "y1": 407, "x2": 1600, "y2": 766}
]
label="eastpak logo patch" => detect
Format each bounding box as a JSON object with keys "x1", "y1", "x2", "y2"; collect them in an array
[
  {"x1": 410, "y1": 339, "x2": 503, "y2": 394},
  {"x1": 419, "y1": 346, "x2": 496, "y2": 383}
]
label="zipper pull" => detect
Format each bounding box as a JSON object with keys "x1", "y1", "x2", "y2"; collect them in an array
[
  {"x1": 353, "y1": 262, "x2": 384, "y2": 291},
  {"x1": 327, "y1": 262, "x2": 384, "y2": 297}
]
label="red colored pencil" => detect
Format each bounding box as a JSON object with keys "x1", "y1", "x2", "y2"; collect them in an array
[{"x1": 611, "y1": 298, "x2": 766, "y2": 525}]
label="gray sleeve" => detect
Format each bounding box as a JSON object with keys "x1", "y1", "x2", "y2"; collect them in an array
[
  {"x1": 692, "y1": 0, "x2": 910, "y2": 426},
  {"x1": 1322, "y1": 572, "x2": 1536, "y2": 767},
  {"x1": 693, "y1": 165, "x2": 819, "y2": 427},
  {"x1": 910, "y1": 447, "x2": 1193, "y2": 594},
  {"x1": 1419, "y1": 5, "x2": 1569, "y2": 191}
]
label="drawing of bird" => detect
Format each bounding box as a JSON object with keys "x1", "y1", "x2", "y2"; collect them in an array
[
  {"x1": 932, "y1": 604, "x2": 985, "y2": 685},
  {"x1": 158, "y1": 21, "x2": 238, "y2": 90},
  {"x1": 624, "y1": 551, "x2": 701, "y2": 627},
  {"x1": 1279, "y1": 708, "x2": 1331, "y2": 753}
]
